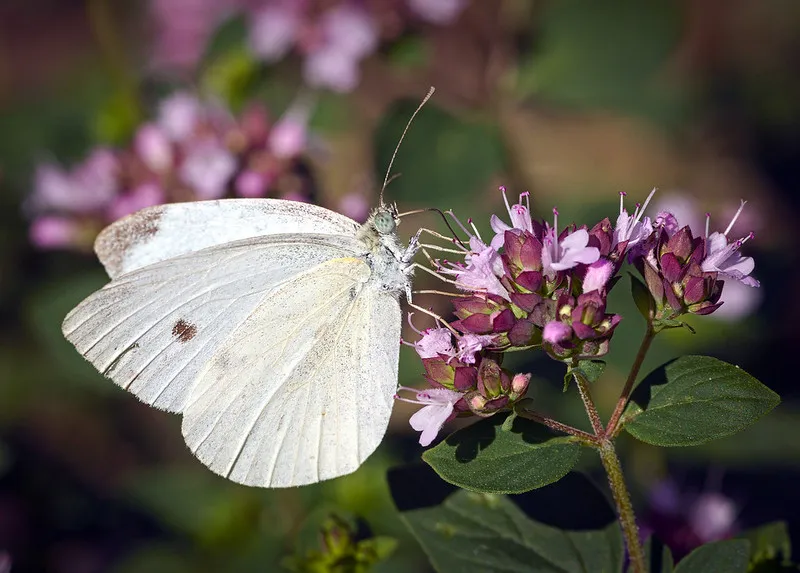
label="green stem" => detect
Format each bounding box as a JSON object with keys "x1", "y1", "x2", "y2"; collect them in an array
[
  {"x1": 598, "y1": 440, "x2": 645, "y2": 573},
  {"x1": 516, "y1": 408, "x2": 600, "y2": 445},
  {"x1": 606, "y1": 325, "x2": 656, "y2": 437}
]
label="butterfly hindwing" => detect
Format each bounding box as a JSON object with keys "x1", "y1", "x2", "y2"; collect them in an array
[{"x1": 181, "y1": 257, "x2": 401, "y2": 488}]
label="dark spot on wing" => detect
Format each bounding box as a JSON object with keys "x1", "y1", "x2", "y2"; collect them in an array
[
  {"x1": 349, "y1": 286, "x2": 358, "y2": 300},
  {"x1": 172, "y1": 319, "x2": 197, "y2": 343}
]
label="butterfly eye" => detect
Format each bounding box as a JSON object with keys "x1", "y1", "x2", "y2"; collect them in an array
[{"x1": 373, "y1": 211, "x2": 396, "y2": 235}]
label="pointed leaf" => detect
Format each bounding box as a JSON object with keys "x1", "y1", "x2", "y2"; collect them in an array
[
  {"x1": 400, "y1": 490, "x2": 623, "y2": 573},
  {"x1": 624, "y1": 356, "x2": 780, "y2": 446},
  {"x1": 674, "y1": 539, "x2": 750, "y2": 573},
  {"x1": 423, "y1": 414, "x2": 581, "y2": 494}
]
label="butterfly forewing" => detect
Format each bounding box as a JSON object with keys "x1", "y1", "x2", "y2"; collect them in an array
[
  {"x1": 62, "y1": 234, "x2": 365, "y2": 413},
  {"x1": 95, "y1": 199, "x2": 360, "y2": 278},
  {"x1": 181, "y1": 257, "x2": 401, "y2": 488}
]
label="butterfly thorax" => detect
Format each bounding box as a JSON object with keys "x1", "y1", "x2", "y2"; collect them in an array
[{"x1": 357, "y1": 206, "x2": 414, "y2": 298}]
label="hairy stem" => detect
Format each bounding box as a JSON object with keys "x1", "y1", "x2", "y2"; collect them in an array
[
  {"x1": 516, "y1": 408, "x2": 600, "y2": 445},
  {"x1": 598, "y1": 440, "x2": 645, "y2": 573},
  {"x1": 606, "y1": 325, "x2": 656, "y2": 437},
  {"x1": 573, "y1": 370, "x2": 605, "y2": 437}
]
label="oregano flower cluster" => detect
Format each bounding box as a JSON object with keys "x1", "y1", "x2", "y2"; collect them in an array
[{"x1": 397, "y1": 187, "x2": 759, "y2": 446}]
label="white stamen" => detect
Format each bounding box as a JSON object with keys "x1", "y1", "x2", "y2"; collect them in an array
[
  {"x1": 500, "y1": 186, "x2": 512, "y2": 218},
  {"x1": 724, "y1": 200, "x2": 747, "y2": 236}
]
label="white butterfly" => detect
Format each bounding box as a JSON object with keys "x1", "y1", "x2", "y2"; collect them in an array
[
  {"x1": 62, "y1": 89, "x2": 436, "y2": 488},
  {"x1": 62, "y1": 197, "x2": 420, "y2": 487}
]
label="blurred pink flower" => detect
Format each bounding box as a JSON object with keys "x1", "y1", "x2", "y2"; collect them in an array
[
  {"x1": 248, "y1": 3, "x2": 300, "y2": 61},
  {"x1": 337, "y1": 192, "x2": 370, "y2": 222},
  {"x1": 149, "y1": 0, "x2": 236, "y2": 70},
  {"x1": 107, "y1": 183, "x2": 166, "y2": 221},
  {"x1": 406, "y1": 0, "x2": 466, "y2": 24},
  {"x1": 31, "y1": 149, "x2": 118, "y2": 213},
  {"x1": 180, "y1": 140, "x2": 237, "y2": 199},
  {"x1": 134, "y1": 123, "x2": 173, "y2": 172},
  {"x1": 319, "y1": 5, "x2": 378, "y2": 59},
  {"x1": 304, "y1": 49, "x2": 361, "y2": 92},
  {"x1": 29, "y1": 216, "x2": 81, "y2": 249},
  {"x1": 268, "y1": 99, "x2": 312, "y2": 158},
  {"x1": 235, "y1": 170, "x2": 270, "y2": 198},
  {"x1": 688, "y1": 493, "x2": 738, "y2": 543},
  {"x1": 157, "y1": 92, "x2": 203, "y2": 141},
  {"x1": 27, "y1": 90, "x2": 320, "y2": 251}
]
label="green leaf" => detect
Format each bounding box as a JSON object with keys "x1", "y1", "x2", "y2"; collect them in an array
[
  {"x1": 422, "y1": 414, "x2": 581, "y2": 494},
  {"x1": 623, "y1": 356, "x2": 780, "y2": 447},
  {"x1": 517, "y1": 0, "x2": 686, "y2": 125},
  {"x1": 563, "y1": 361, "x2": 604, "y2": 391},
  {"x1": 388, "y1": 36, "x2": 429, "y2": 69},
  {"x1": 740, "y1": 521, "x2": 793, "y2": 568},
  {"x1": 575, "y1": 360, "x2": 606, "y2": 383},
  {"x1": 374, "y1": 102, "x2": 506, "y2": 206},
  {"x1": 630, "y1": 273, "x2": 653, "y2": 321},
  {"x1": 633, "y1": 537, "x2": 674, "y2": 573},
  {"x1": 674, "y1": 539, "x2": 750, "y2": 573},
  {"x1": 400, "y1": 490, "x2": 623, "y2": 573}
]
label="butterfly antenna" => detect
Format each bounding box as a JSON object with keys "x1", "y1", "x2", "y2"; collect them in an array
[{"x1": 380, "y1": 86, "x2": 435, "y2": 206}]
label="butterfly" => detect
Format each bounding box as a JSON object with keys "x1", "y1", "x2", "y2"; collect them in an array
[{"x1": 61, "y1": 89, "x2": 434, "y2": 488}]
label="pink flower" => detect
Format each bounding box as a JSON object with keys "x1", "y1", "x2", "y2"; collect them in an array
[
  {"x1": 248, "y1": 3, "x2": 299, "y2": 61},
  {"x1": 490, "y1": 187, "x2": 534, "y2": 249},
  {"x1": 651, "y1": 192, "x2": 703, "y2": 234},
  {"x1": 107, "y1": 183, "x2": 165, "y2": 220},
  {"x1": 235, "y1": 170, "x2": 269, "y2": 198},
  {"x1": 541, "y1": 209, "x2": 600, "y2": 277},
  {"x1": 449, "y1": 243, "x2": 510, "y2": 300},
  {"x1": 337, "y1": 192, "x2": 370, "y2": 222},
  {"x1": 157, "y1": 92, "x2": 202, "y2": 141},
  {"x1": 406, "y1": 0, "x2": 466, "y2": 24},
  {"x1": 688, "y1": 493, "x2": 738, "y2": 543},
  {"x1": 701, "y1": 201, "x2": 759, "y2": 288},
  {"x1": 456, "y1": 334, "x2": 496, "y2": 364},
  {"x1": 413, "y1": 327, "x2": 456, "y2": 359},
  {"x1": 613, "y1": 188, "x2": 656, "y2": 251},
  {"x1": 302, "y1": 5, "x2": 378, "y2": 92},
  {"x1": 179, "y1": 140, "x2": 237, "y2": 199},
  {"x1": 395, "y1": 386, "x2": 462, "y2": 446},
  {"x1": 543, "y1": 321, "x2": 572, "y2": 344},
  {"x1": 31, "y1": 149, "x2": 118, "y2": 213},
  {"x1": 581, "y1": 258, "x2": 615, "y2": 293},
  {"x1": 711, "y1": 279, "x2": 762, "y2": 321},
  {"x1": 268, "y1": 99, "x2": 311, "y2": 158},
  {"x1": 303, "y1": 49, "x2": 361, "y2": 92},
  {"x1": 148, "y1": 0, "x2": 229, "y2": 70},
  {"x1": 135, "y1": 123, "x2": 173, "y2": 172},
  {"x1": 29, "y1": 216, "x2": 80, "y2": 249}
]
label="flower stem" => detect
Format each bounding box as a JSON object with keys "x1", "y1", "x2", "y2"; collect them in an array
[
  {"x1": 598, "y1": 440, "x2": 645, "y2": 573},
  {"x1": 516, "y1": 408, "x2": 600, "y2": 445},
  {"x1": 573, "y1": 370, "x2": 605, "y2": 437},
  {"x1": 606, "y1": 325, "x2": 656, "y2": 437}
]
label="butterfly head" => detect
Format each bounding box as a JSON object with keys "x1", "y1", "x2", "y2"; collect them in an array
[{"x1": 372, "y1": 203, "x2": 399, "y2": 235}]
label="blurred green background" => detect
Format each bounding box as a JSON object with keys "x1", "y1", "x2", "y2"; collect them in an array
[{"x1": 1, "y1": 0, "x2": 800, "y2": 571}]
